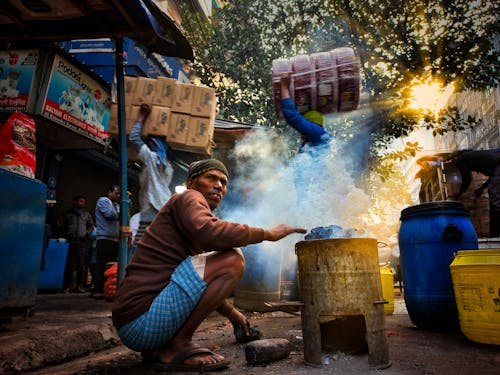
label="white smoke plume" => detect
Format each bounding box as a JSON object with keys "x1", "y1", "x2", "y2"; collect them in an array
[
  {"x1": 219, "y1": 128, "x2": 373, "y2": 300},
  {"x1": 223, "y1": 129, "x2": 370, "y2": 232}
]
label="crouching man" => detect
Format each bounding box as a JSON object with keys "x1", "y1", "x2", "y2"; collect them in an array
[{"x1": 112, "y1": 159, "x2": 306, "y2": 372}]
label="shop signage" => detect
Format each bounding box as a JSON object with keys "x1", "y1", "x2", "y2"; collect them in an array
[
  {"x1": 0, "y1": 50, "x2": 38, "y2": 112},
  {"x1": 63, "y1": 38, "x2": 173, "y2": 84},
  {"x1": 40, "y1": 54, "x2": 112, "y2": 144}
]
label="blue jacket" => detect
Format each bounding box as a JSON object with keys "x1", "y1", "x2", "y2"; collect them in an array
[
  {"x1": 281, "y1": 97, "x2": 330, "y2": 152},
  {"x1": 95, "y1": 196, "x2": 119, "y2": 241}
]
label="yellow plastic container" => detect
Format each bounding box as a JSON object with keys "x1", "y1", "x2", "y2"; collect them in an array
[
  {"x1": 380, "y1": 266, "x2": 394, "y2": 315},
  {"x1": 450, "y1": 249, "x2": 500, "y2": 345}
]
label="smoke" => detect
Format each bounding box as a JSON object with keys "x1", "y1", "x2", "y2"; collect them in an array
[
  {"x1": 222, "y1": 129, "x2": 370, "y2": 230},
  {"x1": 219, "y1": 127, "x2": 373, "y2": 298}
]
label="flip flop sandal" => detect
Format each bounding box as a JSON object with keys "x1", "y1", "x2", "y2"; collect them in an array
[
  {"x1": 234, "y1": 321, "x2": 262, "y2": 343},
  {"x1": 141, "y1": 349, "x2": 158, "y2": 364},
  {"x1": 151, "y1": 347, "x2": 230, "y2": 373}
]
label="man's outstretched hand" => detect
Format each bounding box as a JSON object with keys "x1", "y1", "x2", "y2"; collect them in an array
[{"x1": 264, "y1": 224, "x2": 307, "y2": 241}]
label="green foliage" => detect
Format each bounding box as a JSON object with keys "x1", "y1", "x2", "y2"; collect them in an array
[
  {"x1": 370, "y1": 141, "x2": 423, "y2": 183},
  {"x1": 180, "y1": 0, "x2": 497, "y2": 152},
  {"x1": 422, "y1": 106, "x2": 480, "y2": 136}
]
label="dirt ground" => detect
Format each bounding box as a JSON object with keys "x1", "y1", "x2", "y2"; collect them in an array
[{"x1": 25, "y1": 291, "x2": 500, "y2": 375}]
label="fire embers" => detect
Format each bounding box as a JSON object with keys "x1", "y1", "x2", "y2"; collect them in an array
[{"x1": 304, "y1": 224, "x2": 364, "y2": 240}]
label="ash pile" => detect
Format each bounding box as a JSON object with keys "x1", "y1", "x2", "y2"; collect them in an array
[{"x1": 304, "y1": 225, "x2": 367, "y2": 240}]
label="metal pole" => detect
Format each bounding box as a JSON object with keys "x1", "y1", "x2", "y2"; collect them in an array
[{"x1": 114, "y1": 37, "x2": 130, "y2": 287}]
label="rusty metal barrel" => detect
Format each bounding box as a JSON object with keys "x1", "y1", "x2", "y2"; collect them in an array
[{"x1": 296, "y1": 238, "x2": 391, "y2": 369}]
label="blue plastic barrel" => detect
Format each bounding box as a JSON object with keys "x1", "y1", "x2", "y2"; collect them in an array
[
  {"x1": 39, "y1": 239, "x2": 69, "y2": 290},
  {"x1": 398, "y1": 201, "x2": 478, "y2": 332},
  {"x1": 0, "y1": 169, "x2": 47, "y2": 315},
  {"x1": 233, "y1": 244, "x2": 281, "y2": 312}
]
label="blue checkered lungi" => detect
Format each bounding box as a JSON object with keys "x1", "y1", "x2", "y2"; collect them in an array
[{"x1": 117, "y1": 257, "x2": 207, "y2": 351}]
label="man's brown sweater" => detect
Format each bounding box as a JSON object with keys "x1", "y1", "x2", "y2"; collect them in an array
[{"x1": 112, "y1": 189, "x2": 266, "y2": 328}]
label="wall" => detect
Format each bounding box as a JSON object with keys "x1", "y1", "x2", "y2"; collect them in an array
[
  {"x1": 45, "y1": 151, "x2": 140, "y2": 237},
  {"x1": 435, "y1": 88, "x2": 499, "y2": 151}
]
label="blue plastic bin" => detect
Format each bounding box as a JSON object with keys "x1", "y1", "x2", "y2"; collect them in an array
[
  {"x1": 0, "y1": 169, "x2": 47, "y2": 314},
  {"x1": 39, "y1": 239, "x2": 69, "y2": 290},
  {"x1": 398, "y1": 201, "x2": 478, "y2": 332}
]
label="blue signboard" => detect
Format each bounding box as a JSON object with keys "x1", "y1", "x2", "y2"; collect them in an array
[
  {"x1": 60, "y1": 38, "x2": 177, "y2": 84},
  {"x1": 0, "y1": 50, "x2": 39, "y2": 112},
  {"x1": 39, "y1": 53, "x2": 112, "y2": 144}
]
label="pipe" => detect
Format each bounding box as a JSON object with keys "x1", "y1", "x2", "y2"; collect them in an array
[{"x1": 115, "y1": 37, "x2": 130, "y2": 287}]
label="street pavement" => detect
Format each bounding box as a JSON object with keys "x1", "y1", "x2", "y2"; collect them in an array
[{"x1": 0, "y1": 291, "x2": 499, "y2": 375}]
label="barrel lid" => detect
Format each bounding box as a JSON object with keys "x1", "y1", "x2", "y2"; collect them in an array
[{"x1": 400, "y1": 201, "x2": 469, "y2": 220}]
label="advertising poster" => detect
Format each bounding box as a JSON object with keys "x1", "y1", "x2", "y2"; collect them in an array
[
  {"x1": 0, "y1": 50, "x2": 38, "y2": 112},
  {"x1": 41, "y1": 54, "x2": 111, "y2": 144}
]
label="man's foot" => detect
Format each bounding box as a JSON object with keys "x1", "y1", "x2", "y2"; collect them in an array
[
  {"x1": 141, "y1": 349, "x2": 159, "y2": 364},
  {"x1": 153, "y1": 346, "x2": 229, "y2": 372}
]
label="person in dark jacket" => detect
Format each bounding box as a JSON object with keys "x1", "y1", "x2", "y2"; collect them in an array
[
  {"x1": 449, "y1": 150, "x2": 500, "y2": 237},
  {"x1": 63, "y1": 195, "x2": 93, "y2": 292},
  {"x1": 112, "y1": 159, "x2": 306, "y2": 372}
]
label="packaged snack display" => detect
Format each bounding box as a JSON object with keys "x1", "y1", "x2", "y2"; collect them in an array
[{"x1": 0, "y1": 111, "x2": 36, "y2": 178}]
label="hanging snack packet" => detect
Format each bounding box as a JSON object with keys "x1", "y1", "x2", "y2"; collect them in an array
[{"x1": 0, "y1": 111, "x2": 36, "y2": 178}]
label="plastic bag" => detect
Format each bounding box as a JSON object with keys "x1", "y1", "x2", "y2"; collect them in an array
[
  {"x1": 103, "y1": 263, "x2": 118, "y2": 301},
  {"x1": 0, "y1": 111, "x2": 36, "y2": 177}
]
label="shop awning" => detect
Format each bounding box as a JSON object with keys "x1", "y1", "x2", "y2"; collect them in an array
[{"x1": 0, "y1": 0, "x2": 193, "y2": 60}]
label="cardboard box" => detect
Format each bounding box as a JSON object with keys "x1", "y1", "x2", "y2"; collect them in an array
[
  {"x1": 191, "y1": 85, "x2": 217, "y2": 117},
  {"x1": 143, "y1": 105, "x2": 170, "y2": 137},
  {"x1": 124, "y1": 76, "x2": 138, "y2": 106},
  {"x1": 167, "y1": 112, "x2": 190, "y2": 149},
  {"x1": 126, "y1": 105, "x2": 139, "y2": 134},
  {"x1": 108, "y1": 103, "x2": 119, "y2": 134},
  {"x1": 172, "y1": 82, "x2": 196, "y2": 114},
  {"x1": 108, "y1": 103, "x2": 131, "y2": 135},
  {"x1": 109, "y1": 104, "x2": 150, "y2": 136},
  {"x1": 106, "y1": 104, "x2": 141, "y2": 161},
  {"x1": 131, "y1": 77, "x2": 156, "y2": 106},
  {"x1": 186, "y1": 115, "x2": 215, "y2": 149},
  {"x1": 126, "y1": 105, "x2": 149, "y2": 135},
  {"x1": 171, "y1": 137, "x2": 214, "y2": 156},
  {"x1": 152, "y1": 77, "x2": 177, "y2": 107}
]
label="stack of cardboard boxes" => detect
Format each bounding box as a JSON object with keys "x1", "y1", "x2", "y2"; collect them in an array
[{"x1": 108, "y1": 76, "x2": 216, "y2": 156}]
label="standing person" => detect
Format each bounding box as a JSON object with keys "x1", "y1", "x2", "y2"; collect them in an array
[
  {"x1": 280, "y1": 72, "x2": 331, "y2": 153},
  {"x1": 448, "y1": 149, "x2": 500, "y2": 237},
  {"x1": 112, "y1": 159, "x2": 306, "y2": 372},
  {"x1": 93, "y1": 185, "x2": 120, "y2": 299},
  {"x1": 279, "y1": 72, "x2": 332, "y2": 201},
  {"x1": 129, "y1": 104, "x2": 174, "y2": 249},
  {"x1": 62, "y1": 195, "x2": 93, "y2": 293},
  {"x1": 129, "y1": 211, "x2": 141, "y2": 244},
  {"x1": 279, "y1": 72, "x2": 333, "y2": 300}
]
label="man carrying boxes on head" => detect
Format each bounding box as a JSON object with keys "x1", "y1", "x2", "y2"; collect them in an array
[{"x1": 129, "y1": 104, "x2": 174, "y2": 251}]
